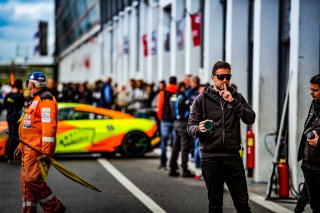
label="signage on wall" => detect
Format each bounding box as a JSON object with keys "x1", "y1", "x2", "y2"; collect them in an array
[
  {"x1": 123, "y1": 36, "x2": 129, "y2": 54},
  {"x1": 151, "y1": 31, "x2": 157, "y2": 56},
  {"x1": 176, "y1": 20, "x2": 184, "y2": 50}
]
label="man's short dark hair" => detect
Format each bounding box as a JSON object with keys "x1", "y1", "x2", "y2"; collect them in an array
[
  {"x1": 14, "y1": 79, "x2": 23, "y2": 90},
  {"x1": 169, "y1": 76, "x2": 177, "y2": 85},
  {"x1": 212, "y1": 61, "x2": 231, "y2": 75},
  {"x1": 177, "y1": 81, "x2": 186, "y2": 91},
  {"x1": 310, "y1": 74, "x2": 320, "y2": 86},
  {"x1": 192, "y1": 75, "x2": 200, "y2": 86}
]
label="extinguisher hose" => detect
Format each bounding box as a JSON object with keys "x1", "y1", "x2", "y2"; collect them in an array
[
  {"x1": 287, "y1": 166, "x2": 299, "y2": 198},
  {"x1": 264, "y1": 132, "x2": 300, "y2": 199},
  {"x1": 264, "y1": 132, "x2": 277, "y2": 157}
]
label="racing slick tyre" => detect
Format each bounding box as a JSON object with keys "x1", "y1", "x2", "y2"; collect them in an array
[{"x1": 121, "y1": 131, "x2": 150, "y2": 157}]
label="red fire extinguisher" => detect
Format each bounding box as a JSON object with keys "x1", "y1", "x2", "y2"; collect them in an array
[
  {"x1": 278, "y1": 160, "x2": 289, "y2": 198},
  {"x1": 246, "y1": 126, "x2": 255, "y2": 177}
]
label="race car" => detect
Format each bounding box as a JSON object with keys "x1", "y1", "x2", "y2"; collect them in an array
[{"x1": 0, "y1": 103, "x2": 160, "y2": 158}]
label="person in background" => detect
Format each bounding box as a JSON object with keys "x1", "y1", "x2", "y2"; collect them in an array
[
  {"x1": 187, "y1": 75, "x2": 202, "y2": 179},
  {"x1": 151, "y1": 80, "x2": 166, "y2": 136},
  {"x1": 92, "y1": 80, "x2": 103, "y2": 107},
  {"x1": 46, "y1": 78, "x2": 59, "y2": 99},
  {"x1": 14, "y1": 71, "x2": 65, "y2": 213},
  {"x1": 115, "y1": 85, "x2": 129, "y2": 112},
  {"x1": 3, "y1": 79, "x2": 25, "y2": 162},
  {"x1": 79, "y1": 81, "x2": 93, "y2": 104},
  {"x1": 62, "y1": 82, "x2": 78, "y2": 102},
  {"x1": 168, "y1": 81, "x2": 194, "y2": 177},
  {"x1": 0, "y1": 82, "x2": 4, "y2": 115},
  {"x1": 127, "y1": 79, "x2": 136, "y2": 114},
  {"x1": 132, "y1": 79, "x2": 147, "y2": 113},
  {"x1": 145, "y1": 83, "x2": 156, "y2": 108},
  {"x1": 187, "y1": 61, "x2": 255, "y2": 212},
  {"x1": 157, "y1": 76, "x2": 177, "y2": 170},
  {"x1": 184, "y1": 74, "x2": 192, "y2": 98},
  {"x1": 152, "y1": 80, "x2": 166, "y2": 109},
  {"x1": 100, "y1": 77, "x2": 113, "y2": 109},
  {"x1": 297, "y1": 74, "x2": 320, "y2": 212}
]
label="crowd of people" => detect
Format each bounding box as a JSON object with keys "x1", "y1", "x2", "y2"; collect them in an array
[{"x1": 0, "y1": 73, "x2": 210, "y2": 178}]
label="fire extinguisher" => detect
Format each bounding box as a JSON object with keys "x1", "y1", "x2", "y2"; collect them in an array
[
  {"x1": 246, "y1": 126, "x2": 255, "y2": 177},
  {"x1": 278, "y1": 159, "x2": 289, "y2": 198}
]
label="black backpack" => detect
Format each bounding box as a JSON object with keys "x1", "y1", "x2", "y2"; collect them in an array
[{"x1": 162, "y1": 91, "x2": 176, "y2": 122}]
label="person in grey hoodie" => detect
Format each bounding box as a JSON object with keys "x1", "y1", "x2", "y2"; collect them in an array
[{"x1": 187, "y1": 61, "x2": 255, "y2": 213}]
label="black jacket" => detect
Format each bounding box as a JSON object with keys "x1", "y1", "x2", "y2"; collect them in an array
[
  {"x1": 187, "y1": 86, "x2": 255, "y2": 158},
  {"x1": 298, "y1": 101, "x2": 320, "y2": 163},
  {"x1": 3, "y1": 92, "x2": 25, "y2": 123}
]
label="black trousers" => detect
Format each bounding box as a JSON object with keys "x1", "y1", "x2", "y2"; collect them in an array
[
  {"x1": 294, "y1": 182, "x2": 309, "y2": 213},
  {"x1": 6, "y1": 121, "x2": 20, "y2": 160},
  {"x1": 201, "y1": 156, "x2": 251, "y2": 213},
  {"x1": 169, "y1": 121, "x2": 191, "y2": 170},
  {"x1": 302, "y1": 162, "x2": 320, "y2": 213}
]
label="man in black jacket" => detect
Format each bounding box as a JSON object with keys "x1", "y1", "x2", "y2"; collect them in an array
[
  {"x1": 187, "y1": 61, "x2": 255, "y2": 213},
  {"x1": 297, "y1": 74, "x2": 320, "y2": 212},
  {"x1": 3, "y1": 79, "x2": 25, "y2": 161}
]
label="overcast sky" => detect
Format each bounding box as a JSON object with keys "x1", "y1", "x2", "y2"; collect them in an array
[{"x1": 0, "y1": 0, "x2": 54, "y2": 64}]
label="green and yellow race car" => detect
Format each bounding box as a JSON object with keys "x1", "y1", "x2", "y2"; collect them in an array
[{"x1": 0, "y1": 103, "x2": 160, "y2": 157}]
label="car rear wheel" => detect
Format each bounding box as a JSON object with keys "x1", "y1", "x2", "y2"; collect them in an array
[{"x1": 122, "y1": 131, "x2": 149, "y2": 157}]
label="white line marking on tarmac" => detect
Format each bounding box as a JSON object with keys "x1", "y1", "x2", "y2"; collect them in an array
[
  {"x1": 97, "y1": 158, "x2": 166, "y2": 213},
  {"x1": 249, "y1": 193, "x2": 293, "y2": 213}
]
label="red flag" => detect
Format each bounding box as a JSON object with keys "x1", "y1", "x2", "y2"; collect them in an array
[
  {"x1": 190, "y1": 13, "x2": 201, "y2": 46},
  {"x1": 142, "y1": 34, "x2": 148, "y2": 57}
]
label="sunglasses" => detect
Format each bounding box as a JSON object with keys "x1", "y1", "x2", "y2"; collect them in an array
[{"x1": 215, "y1": 74, "x2": 232, "y2": 81}]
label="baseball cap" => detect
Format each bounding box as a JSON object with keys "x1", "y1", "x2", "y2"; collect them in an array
[{"x1": 26, "y1": 72, "x2": 47, "y2": 88}]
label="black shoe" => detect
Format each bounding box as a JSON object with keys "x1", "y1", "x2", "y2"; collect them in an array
[
  {"x1": 169, "y1": 170, "x2": 180, "y2": 177},
  {"x1": 182, "y1": 169, "x2": 194, "y2": 178},
  {"x1": 57, "y1": 204, "x2": 66, "y2": 213}
]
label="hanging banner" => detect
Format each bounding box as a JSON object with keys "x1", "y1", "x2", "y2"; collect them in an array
[
  {"x1": 190, "y1": 13, "x2": 201, "y2": 46},
  {"x1": 176, "y1": 20, "x2": 184, "y2": 50},
  {"x1": 142, "y1": 34, "x2": 148, "y2": 57},
  {"x1": 123, "y1": 36, "x2": 129, "y2": 54},
  {"x1": 164, "y1": 25, "x2": 170, "y2": 52},
  {"x1": 151, "y1": 31, "x2": 157, "y2": 56},
  {"x1": 83, "y1": 56, "x2": 90, "y2": 70}
]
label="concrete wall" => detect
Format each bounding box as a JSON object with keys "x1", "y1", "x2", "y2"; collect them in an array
[
  {"x1": 185, "y1": 0, "x2": 200, "y2": 76},
  {"x1": 203, "y1": 0, "x2": 224, "y2": 83},
  {"x1": 289, "y1": 0, "x2": 320, "y2": 188},
  {"x1": 226, "y1": 0, "x2": 249, "y2": 100},
  {"x1": 252, "y1": 0, "x2": 280, "y2": 182}
]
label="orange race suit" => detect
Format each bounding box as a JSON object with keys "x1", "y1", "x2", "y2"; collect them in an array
[{"x1": 17, "y1": 89, "x2": 64, "y2": 213}]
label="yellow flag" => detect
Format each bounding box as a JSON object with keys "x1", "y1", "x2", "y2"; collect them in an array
[
  {"x1": 38, "y1": 158, "x2": 49, "y2": 181},
  {"x1": 49, "y1": 158, "x2": 102, "y2": 192}
]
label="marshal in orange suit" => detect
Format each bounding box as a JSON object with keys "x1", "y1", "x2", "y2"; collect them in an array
[{"x1": 15, "y1": 72, "x2": 65, "y2": 213}]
